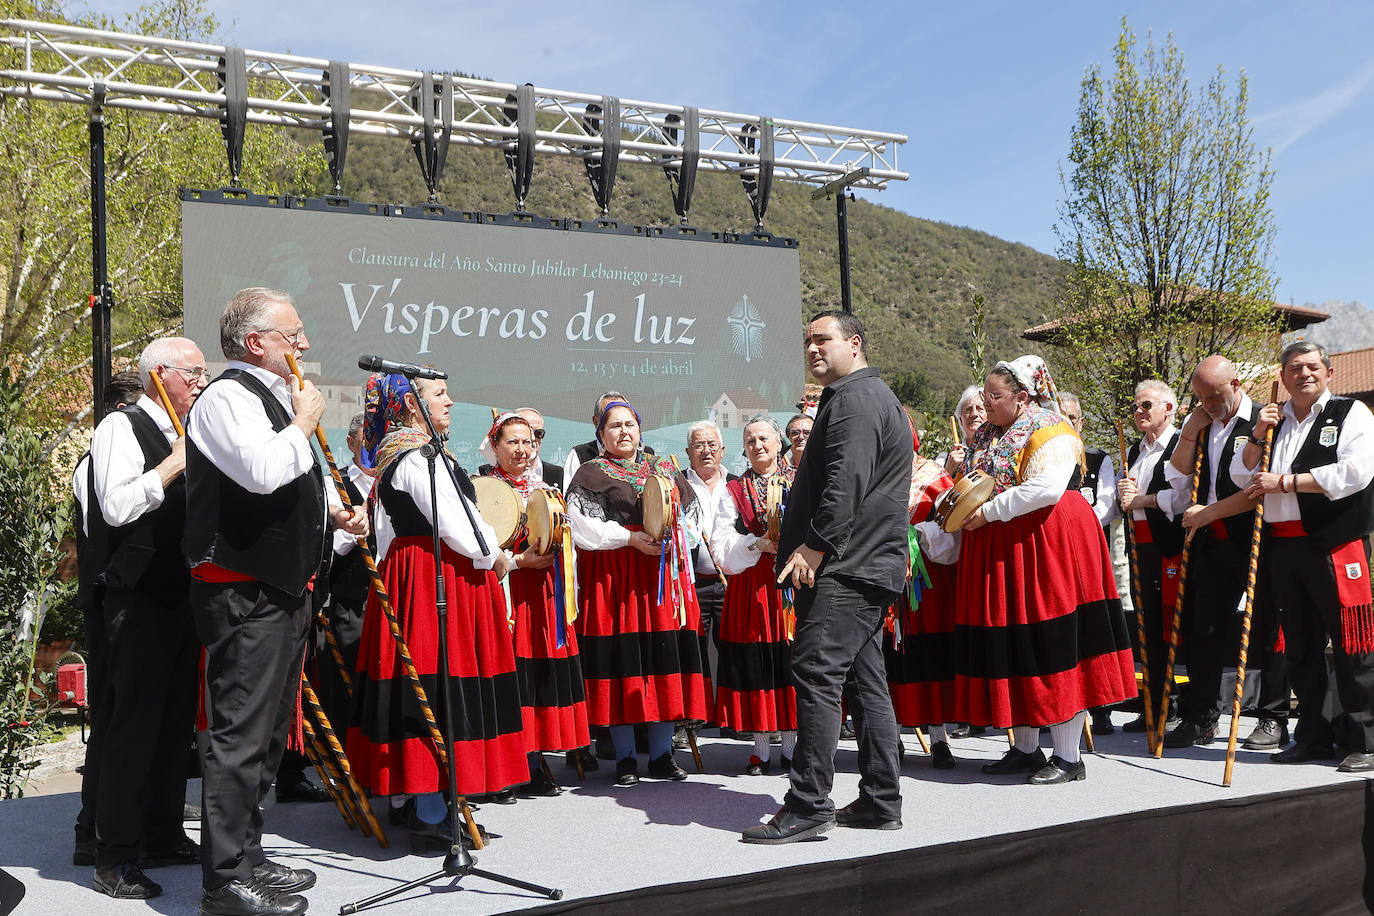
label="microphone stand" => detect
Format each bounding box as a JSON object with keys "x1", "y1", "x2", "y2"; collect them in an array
[{"x1": 341, "y1": 377, "x2": 560, "y2": 913}]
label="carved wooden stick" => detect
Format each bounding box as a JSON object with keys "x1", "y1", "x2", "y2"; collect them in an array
[{"x1": 1119, "y1": 420, "x2": 1159, "y2": 755}]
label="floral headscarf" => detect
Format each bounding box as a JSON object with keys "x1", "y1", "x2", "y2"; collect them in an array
[
  {"x1": 994, "y1": 355, "x2": 1060, "y2": 410},
  {"x1": 361, "y1": 373, "x2": 421, "y2": 472}
]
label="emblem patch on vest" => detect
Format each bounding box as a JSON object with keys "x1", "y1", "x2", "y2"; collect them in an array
[
  {"x1": 1319, "y1": 425, "x2": 1338, "y2": 447},
  {"x1": 1233, "y1": 437, "x2": 1249, "y2": 454},
  {"x1": 1347, "y1": 563, "x2": 1363, "y2": 581}
]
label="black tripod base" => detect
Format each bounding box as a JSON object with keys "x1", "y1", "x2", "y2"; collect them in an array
[{"x1": 339, "y1": 845, "x2": 562, "y2": 913}]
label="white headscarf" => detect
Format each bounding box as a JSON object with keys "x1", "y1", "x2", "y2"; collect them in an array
[{"x1": 994, "y1": 355, "x2": 1060, "y2": 411}]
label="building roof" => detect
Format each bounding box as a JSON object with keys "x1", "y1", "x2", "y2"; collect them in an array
[
  {"x1": 719, "y1": 387, "x2": 769, "y2": 410},
  {"x1": 1331, "y1": 347, "x2": 1374, "y2": 397},
  {"x1": 1022, "y1": 297, "x2": 1330, "y2": 342}
]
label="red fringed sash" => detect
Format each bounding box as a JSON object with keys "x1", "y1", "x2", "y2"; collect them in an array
[{"x1": 1268, "y1": 520, "x2": 1373, "y2": 654}]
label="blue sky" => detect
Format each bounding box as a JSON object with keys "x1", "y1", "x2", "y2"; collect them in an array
[{"x1": 88, "y1": 0, "x2": 1373, "y2": 309}]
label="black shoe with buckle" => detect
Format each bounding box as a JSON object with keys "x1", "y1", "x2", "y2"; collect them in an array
[
  {"x1": 273, "y1": 775, "x2": 330, "y2": 804},
  {"x1": 981, "y1": 747, "x2": 1047, "y2": 775},
  {"x1": 835, "y1": 798, "x2": 902, "y2": 830},
  {"x1": 1163, "y1": 721, "x2": 1216, "y2": 748},
  {"x1": 1242, "y1": 718, "x2": 1290, "y2": 750},
  {"x1": 94, "y1": 860, "x2": 162, "y2": 899},
  {"x1": 614, "y1": 757, "x2": 639, "y2": 787},
  {"x1": 252, "y1": 860, "x2": 316, "y2": 895},
  {"x1": 199, "y1": 877, "x2": 307, "y2": 916},
  {"x1": 931, "y1": 740, "x2": 956, "y2": 770},
  {"x1": 1028, "y1": 755, "x2": 1087, "y2": 785},
  {"x1": 744, "y1": 755, "x2": 770, "y2": 776},
  {"x1": 741, "y1": 806, "x2": 833, "y2": 844},
  {"x1": 647, "y1": 752, "x2": 688, "y2": 781},
  {"x1": 138, "y1": 834, "x2": 201, "y2": 868}
]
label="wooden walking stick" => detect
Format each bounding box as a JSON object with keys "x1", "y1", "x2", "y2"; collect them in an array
[
  {"x1": 301, "y1": 677, "x2": 388, "y2": 847},
  {"x1": 1224, "y1": 382, "x2": 1280, "y2": 787},
  {"x1": 314, "y1": 609, "x2": 353, "y2": 696},
  {"x1": 288, "y1": 354, "x2": 485, "y2": 848},
  {"x1": 1083, "y1": 717, "x2": 1095, "y2": 753},
  {"x1": 301, "y1": 726, "x2": 360, "y2": 832},
  {"x1": 1154, "y1": 435, "x2": 1205, "y2": 757},
  {"x1": 1118, "y1": 420, "x2": 1159, "y2": 755},
  {"x1": 148, "y1": 370, "x2": 186, "y2": 437},
  {"x1": 914, "y1": 727, "x2": 930, "y2": 755}
]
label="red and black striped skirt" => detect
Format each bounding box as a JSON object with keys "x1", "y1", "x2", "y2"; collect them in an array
[
  {"x1": 510, "y1": 564, "x2": 590, "y2": 752},
  {"x1": 715, "y1": 559, "x2": 797, "y2": 733},
  {"x1": 885, "y1": 558, "x2": 959, "y2": 727}
]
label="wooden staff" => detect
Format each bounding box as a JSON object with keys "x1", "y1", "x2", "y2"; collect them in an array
[
  {"x1": 1118, "y1": 420, "x2": 1159, "y2": 755},
  {"x1": 1154, "y1": 434, "x2": 1205, "y2": 757},
  {"x1": 913, "y1": 727, "x2": 930, "y2": 755},
  {"x1": 300, "y1": 727, "x2": 359, "y2": 832},
  {"x1": 949, "y1": 416, "x2": 960, "y2": 444},
  {"x1": 287, "y1": 353, "x2": 484, "y2": 849},
  {"x1": 1224, "y1": 381, "x2": 1280, "y2": 787},
  {"x1": 148, "y1": 370, "x2": 185, "y2": 437},
  {"x1": 315, "y1": 609, "x2": 353, "y2": 696},
  {"x1": 1083, "y1": 717, "x2": 1095, "y2": 754},
  {"x1": 301, "y1": 678, "x2": 388, "y2": 847}
]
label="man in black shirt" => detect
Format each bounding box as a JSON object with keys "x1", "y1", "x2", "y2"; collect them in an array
[{"x1": 742, "y1": 310, "x2": 911, "y2": 844}]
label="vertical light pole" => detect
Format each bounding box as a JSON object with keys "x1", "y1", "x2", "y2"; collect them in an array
[
  {"x1": 811, "y1": 167, "x2": 870, "y2": 313},
  {"x1": 89, "y1": 83, "x2": 112, "y2": 421}
]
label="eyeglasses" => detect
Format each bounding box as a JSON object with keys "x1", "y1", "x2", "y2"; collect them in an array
[
  {"x1": 164, "y1": 365, "x2": 208, "y2": 381},
  {"x1": 1132, "y1": 400, "x2": 1159, "y2": 412},
  {"x1": 1061, "y1": 412, "x2": 1081, "y2": 422},
  {"x1": 787, "y1": 428, "x2": 811, "y2": 439},
  {"x1": 264, "y1": 326, "x2": 306, "y2": 346},
  {"x1": 688, "y1": 442, "x2": 721, "y2": 452}
]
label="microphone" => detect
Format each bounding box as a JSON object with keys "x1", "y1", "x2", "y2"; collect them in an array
[{"x1": 357, "y1": 355, "x2": 448, "y2": 380}]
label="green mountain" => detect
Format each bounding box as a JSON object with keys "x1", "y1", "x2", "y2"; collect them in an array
[{"x1": 335, "y1": 137, "x2": 1058, "y2": 417}]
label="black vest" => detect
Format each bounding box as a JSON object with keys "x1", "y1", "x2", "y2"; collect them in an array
[
  {"x1": 327, "y1": 469, "x2": 375, "y2": 604},
  {"x1": 183, "y1": 369, "x2": 327, "y2": 596},
  {"x1": 1077, "y1": 447, "x2": 1110, "y2": 530},
  {"x1": 1128, "y1": 432, "x2": 1186, "y2": 556},
  {"x1": 375, "y1": 450, "x2": 431, "y2": 538},
  {"x1": 73, "y1": 454, "x2": 111, "y2": 611},
  {"x1": 1282, "y1": 397, "x2": 1374, "y2": 550},
  {"x1": 99, "y1": 405, "x2": 189, "y2": 604},
  {"x1": 1201, "y1": 400, "x2": 1258, "y2": 542}
]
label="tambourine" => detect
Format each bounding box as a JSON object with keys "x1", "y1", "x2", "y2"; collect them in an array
[
  {"x1": 471, "y1": 476, "x2": 526, "y2": 550},
  {"x1": 765, "y1": 475, "x2": 787, "y2": 541},
  {"x1": 641, "y1": 473, "x2": 676, "y2": 541},
  {"x1": 526, "y1": 488, "x2": 568, "y2": 555},
  {"x1": 931, "y1": 469, "x2": 995, "y2": 533}
]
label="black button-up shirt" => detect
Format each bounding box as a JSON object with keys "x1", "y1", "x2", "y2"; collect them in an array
[{"x1": 776, "y1": 366, "x2": 912, "y2": 593}]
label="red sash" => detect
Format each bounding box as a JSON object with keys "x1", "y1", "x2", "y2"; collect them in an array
[{"x1": 1266, "y1": 520, "x2": 1373, "y2": 654}]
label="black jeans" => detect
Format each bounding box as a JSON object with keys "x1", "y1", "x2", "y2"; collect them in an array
[
  {"x1": 192, "y1": 579, "x2": 309, "y2": 889},
  {"x1": 785, "y1": 574, "x2": 901, "y2": 821}
]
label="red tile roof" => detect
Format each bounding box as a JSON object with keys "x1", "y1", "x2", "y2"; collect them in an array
[{"x1": 1331, "y1": 347, "x2": 1374, "y2": 397}]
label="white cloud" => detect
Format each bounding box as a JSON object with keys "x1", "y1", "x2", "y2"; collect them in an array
[{"x1": 1254, "y1": 60, "x2": 1374, "y2": 154}]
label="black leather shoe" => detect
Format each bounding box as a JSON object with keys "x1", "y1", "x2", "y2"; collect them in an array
[
  {"x1": 779, "y1": 755, "x2": 792, "y2": 773},
  {"x1": 404, "y1": 809, "x2": 487, "y2": 853},
  {"x1": 199, "y1": 878, "x2": 306, "y2": 916},
  {"x1": 73, "y1": 834, "x2": 95, "y2": 867},
  {"x1": 1337, "y1": 752, "x2": 1374, "y2": 773},
  {"x1": 565, "y1": 747, "x2": 599, "y2": 771},
  {"x1": 1029, "y1": 755, "x2": 1087, "y2": 785},
  {"x1": 835, "y1": 799, "x2": 902, "y2": 830},
  {"x1": 947, "y1": 723, "x2": 971, "y2": 739},
  {"x1": 273, "y1": 775, "x2": 330, "y2": 804},
  {"x1": 1121, "y1": 714, "x2": 1148, "y2": 733},
  {"x1": 741, "y1": 806, "x2": 833, "y2": 844},
  {"x1": 1163, "y1": 721, "x2": 1216, "y2": 748},
  {"x1": 517, "y1": 769, "x2": 563, "y2": 797},
  {"x1": 647, "y1": 752, "x2": 688, "y2": 781},
  {"x1": 94, "y1": 860, "x2": 162, "y2": 899},
  {"x1": 252, "y1": 860, "x2": 316, "y2": 894},
  {"x1": 472, "y1": 787, "x2": 516, "y2": 805},
  {"x1": 744, "y1": 756, "x2": 770, "y2": 776},
  {"x1": 138, "y1": 834, "x2": 201, "y2": 868},
  {"x1": 1271, "y1": 742, "x2": 1335, "y2": 764},
  {"x1": 931, "y1": 740, "x2": 955, "y2": 770},
  {"x1": 1242, "y1": 718, "x2": 1290, "y2": 750},
  {"x1": 388, "y1": 797, "x2": 414, "y2": 826},
  {"x1": 981, "y1": 747, "x2": 1046, "y2": 775},
  {"x1": 839, "y1": 721, "x2": 857, "y2": 741},
  {"x1": 672, "y1": 726, "x2": 690, "y2": 750},
  {"x1": 614, "y1": 757, "x2": 639, "y2": 787},
  {"x1": 594, "y1": 734, "x2": 617, "y2": 760},
  {"x1": 1090, "y1": 712, "x2": 1115, "y2": 735},
  {"x1": 183, "y1": 802, "x2": 202, "y2": 821}
]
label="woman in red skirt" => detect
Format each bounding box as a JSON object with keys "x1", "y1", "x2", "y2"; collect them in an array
[
  {"x1": 479, "y1": 412, "x2": 589, "y2": 796},
  {"x1": 709, "y1": 417, "x2": 797, "y2": 775},
  {"x1": 956, "y1": 355, "x2": 1136, "y2": 784},
  {"x1": 345, "y1": 373, "x2": 527, "y2": 849},
  {"x1": 566, "y1": 400, "x2": 713, "y2": 786}
]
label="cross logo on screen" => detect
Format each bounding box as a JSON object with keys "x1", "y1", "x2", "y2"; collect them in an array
[{"x1": 728, "y1": 295, "x2": 767, "y2": 363}]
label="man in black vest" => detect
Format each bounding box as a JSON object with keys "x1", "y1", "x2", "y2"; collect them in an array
[
  {"x1": 1164, "y1": 356, "x2": 1290, "y2": 748},
  {"x1": 1118, "y1": 380, "x2": 1188, "y2": 733},
  {"x1": 742, "y1": 310, "x2": 910, "y2": 844},
  {"x1": 87, "y1": 339, "x2": 207, "y2": 898},
  {"x1": 1235, "y1": 341, "x2": 1374, "y2": 772},
  {"x1": 72, "y1": 370, "x2": 144, "y2": 868},
  {"x1": 186, "y1": 289, "x2": 368, "y2": 916}
]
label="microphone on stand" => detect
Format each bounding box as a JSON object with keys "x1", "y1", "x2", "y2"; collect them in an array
[{"x1": 357, "y1": 355, "x2": 448, "y2": 380}]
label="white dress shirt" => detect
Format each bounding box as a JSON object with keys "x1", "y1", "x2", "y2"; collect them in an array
[
  {"x1": 685, "y1": 467, "x2": 728, "y2": 576},
  {"x1": 1228, "y1": 390, "x2": 1374, "y2": 523},
  {"x1": 709, "y1": 483, "x2": 762, "y2": 576},
  {"x1": 1165, "y1": 393, "x2": 1253, "y2": 506},
  {"x1": 91, "y1": 394, "x2": 176, "y2": 527},
  {"x1": 73, "y1": 455, "x2": 92, "y2": 536},
  {"x1": 1088, "y1": 453, "x2": 1120, "y2": 528},
  {"x1": 1126, "y1": 425, "x2": 1185, "y2": 521},
  {"x1": 913, "y1": 520, "x2": 960, "y2": 566},
  {"x1": 334, "y1": 463, "x2": 377, "y2": 556},
  {"x1": 373, "y1": 449, "x2": 499, "y2": 569}
]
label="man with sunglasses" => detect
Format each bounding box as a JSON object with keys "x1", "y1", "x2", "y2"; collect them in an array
[
  {"x1": 783, "y1": 414, "x2": 813, "y2": 470},
  {"x1": 185, "y1": 289, "x2": 368, "y2": 916},
  {"x1": 1118, "y1": 381, "x2": 1189, "y2": 735},
  {"x1": 86, "y1": 339, "x2": 208, "y2": 900}
]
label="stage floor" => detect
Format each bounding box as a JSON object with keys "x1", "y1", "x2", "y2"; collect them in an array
[{"x1": 2, "y1": 711, "x2": 1369, "y2": 915}]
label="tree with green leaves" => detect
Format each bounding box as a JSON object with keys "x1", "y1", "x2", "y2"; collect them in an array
[{"x1": 1051, "y1": 19, "x2": 1279, "y2": 440}]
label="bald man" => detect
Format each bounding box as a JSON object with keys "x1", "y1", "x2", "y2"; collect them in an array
[{"x1": 1163, "y1": 357, "x2": 1290, "y2": 749}]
